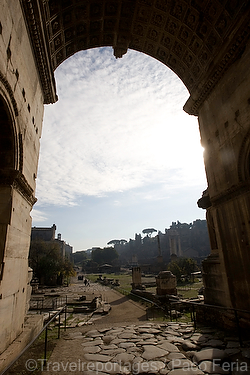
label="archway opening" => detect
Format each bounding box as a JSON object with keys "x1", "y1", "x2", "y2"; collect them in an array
[
  {"x1": 0, "y1": 94, "x2": 17, "y2": 278},
  {"x1": 0, "y1": 96, "x2": 15, "y2": 171},
  {"x1": 31, "y1": 47, "x2": 207, "y2": 251}
]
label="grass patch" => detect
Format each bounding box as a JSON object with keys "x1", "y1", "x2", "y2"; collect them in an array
[
  {"x1": 177, "y1": 280, "x2": 203, "y2": 299},
  {"x1": 88, "y1": 273, "x2": 203, "y2": 297},
  {"x1": 87, "y1": 273, "x2": 203, "y2": 301},
  {"x1": 87, "y1": 272, "x2": 132, "y2": 292}
]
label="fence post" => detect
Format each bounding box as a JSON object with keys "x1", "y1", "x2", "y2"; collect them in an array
[
  {"x1": 64, "y1": 305, "x2": 67, "y2": 331},
  {"x1": 44, "y1": 326, "x2": 48, "y2": 366},
  {"x1": 58, "y1": 312, "x2": 61, "y2": 339},
  {"x1": 192, "y1": 304, "x2": 196, "y2": 330}
]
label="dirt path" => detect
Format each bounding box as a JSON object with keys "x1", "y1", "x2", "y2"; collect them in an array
[
  {"x1": 90, "y1": 287, "x2": 147, "y2": 326},
  {"x1": 64, "y1": 279, "x2": 148, "y2": 330},
  {"x1": 59, "y1": 277, "x2": 148, "y2": 327}
]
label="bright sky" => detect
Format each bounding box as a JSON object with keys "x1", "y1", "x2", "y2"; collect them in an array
[{"x1": 31, "y1": 47, "x2": 207, "y2": 251}]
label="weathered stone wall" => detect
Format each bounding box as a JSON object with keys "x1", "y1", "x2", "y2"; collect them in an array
[
  {"x1": 0, "y1": 1, "x2": 44, "y2": 354},
  {"x1": 198, "y1": 39, "x2": 250, "y2": 311}
]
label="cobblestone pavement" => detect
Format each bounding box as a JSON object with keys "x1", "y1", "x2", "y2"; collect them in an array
[
  {"x1": 38, "y1": 281, "x2": 250, "y2": 375},
  {"x1": 41, "y1": 319, "x2": 250, "y2": 375}
]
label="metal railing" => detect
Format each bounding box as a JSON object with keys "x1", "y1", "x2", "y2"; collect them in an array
[
  {"x1": 114, "y1": 285, "x2": 169, "y2": 319},
  {"x1": 29, "y1": 295, "x2": 68, "y2": 310},
  {"x1": 113, "y1": 284, "x2": 250, "y2": 347},
  {"x1": 0, "y1": 304, "x2": 67, "y2": 375},
  {"x1": 169, "y1": 299, "x2": 250, "y2": 347}
]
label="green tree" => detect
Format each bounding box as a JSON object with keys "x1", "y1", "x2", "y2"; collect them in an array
[
  {"x1": 29, "y1": 240, "x2": 64, "y2": 285},
  {"x1": 59, "y1": 257, "x2": 75, "y2": 286},
  {"x1": 91, "y1": 247, "x2": 119, "y2": 265},
  {"x1": 142, "y1": 228, "x2": 157, "y2": 237},
  {"x1": 167, "y1": 261, "x2": 182, "y2": 282},
  {"x1": 107, "y1": 240, "x2": 121, "y2": 246},
  {"x1": 167, "y1": 257, "x2": 198, "y2": 282},
  {"x1": 179, "y1": 258, "x2": 198, "y2": 277},
  {"x1": 72, "y1": 250, "x2": 88, "y2": 265}
]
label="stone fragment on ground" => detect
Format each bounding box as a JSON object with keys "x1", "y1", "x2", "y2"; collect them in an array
[
  {"x1": 168, "y1": 369, "x2": 204, "y2": 375},
  {"x1": 182, "y1": 340, "x2": 200, "y2": 351},
  {"x1": 142, "y1": 345, "x2": 169, "y2": 360},
  {"x1": 193, "y1": 348, "x2": 226, "y2": 364},
  {"x1": 198, "y1": 360, "x2": 230, "y2": 374},
  {"x1": 167, "y1": 358, "x2": 196, "y2": 370}
]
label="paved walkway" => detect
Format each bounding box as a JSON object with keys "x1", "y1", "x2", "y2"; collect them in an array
[
  {"x1": 40, "y1": 321, "x2": 250, "y2": 375},
  {"x1": 38, "y1": 282, "x2": 250, "y2": 375}
]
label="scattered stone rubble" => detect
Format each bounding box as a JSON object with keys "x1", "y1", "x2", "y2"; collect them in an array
[{"x1": 65, "y1": 322, "x2": 250, "y2": 374}]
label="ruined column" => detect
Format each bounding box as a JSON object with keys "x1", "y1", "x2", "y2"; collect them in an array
[
  {"x1": 156, "y1": 271, "x2": 177, "y2": 296},
  {"x1": 131, "y1": 267, "x2": 143, "y2": 290}
]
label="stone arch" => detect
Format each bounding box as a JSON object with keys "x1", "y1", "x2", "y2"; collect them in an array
[
  {"x1": 21, "y1": 0, "x2": 250, "y2": 114},
  {"x1": 6, "y1": 0, "x2": 250, "y2": 361},
  {"x1": 0, "y1": 72, "x2": 26, "y2": 177},
  {"x1": 0, "y1": 96, "x2": 16, "y2": 170},
  {"x1": 7, "y1": 0, "x2": 250, "y2": 325},
  {"x1": 0, "y1": 92, "x2": 18, "y2": 278},
  {"x1": 0, "y1": 92, "x2": 18, "y2": 175}
]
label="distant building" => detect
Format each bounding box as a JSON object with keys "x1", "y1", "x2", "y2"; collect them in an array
[
  {"x1": 31, "y1": 224, "x2": 73, "y2": 258},
  {"x1": 65, "y1": 243, "x2": 73, "y2": 259},
  {"x1": 31, "y1": 224, "x2": 56, "y2": 242},
  {"x1": 165, "y1": 220, "x2": 210, "y2": 261}
]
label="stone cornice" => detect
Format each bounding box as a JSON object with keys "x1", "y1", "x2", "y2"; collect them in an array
[
  {"x1": 20, "y1": 0, "x2": 57, "y2": 104},
  {"x1": 0, "y1": 169, "x2": 37, "y2": 206},
  {"x1": 210, "y1": 181, "x2": 250, "y2": 208}
]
